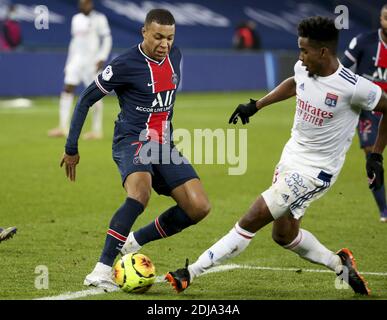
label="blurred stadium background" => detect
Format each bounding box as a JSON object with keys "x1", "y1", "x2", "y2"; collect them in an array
[
  {"x1": 1, "y1": 0, "x2": 386, "y2": 96},
  {"x1": 1, "y1": 0, "x2": 387, "y2": 301}
]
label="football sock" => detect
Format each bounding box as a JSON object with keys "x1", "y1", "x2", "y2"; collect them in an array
[
  {"x1": 59, "y1": 92, "x2": 74, "y2": 133},
  {"x1": 371, "y1": 184, "x2": 387, "y2": 215},
  {"x1": 91, "y1": 100, "x2": 103, "y2": 135},
  {"x1": 283, "y1": 229, "x2": 341, "y2": 272},
  {"x1": 133, "y1": 205, "x2": 195, "y2": 246},
  {"x1": 188, "y1": 223, "x2": 255, "y2": 280},
  {"x1": 366, "y1": 153, "x2": 387, "y2": 215},
  {"x1": 99, "y1": 197, "x2": 144, "y2": 266}
]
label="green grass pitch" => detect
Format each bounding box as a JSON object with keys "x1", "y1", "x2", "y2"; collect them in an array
[{"x1": 0, "y1": 91, "x2": 386, "y2": 300}]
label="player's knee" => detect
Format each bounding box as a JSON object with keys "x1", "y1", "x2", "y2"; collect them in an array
[
  {"x1": 189, "y1": 198, "x2": 211, "y2": 223},
  {"x1": 272, "y1": 230, "x2": 293, "y2": 246}
]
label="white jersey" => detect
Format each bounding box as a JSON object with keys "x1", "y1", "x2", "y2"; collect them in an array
[
  {"x1": 280, "y1": 60, "x2": 382, "y2": 178},
  {"x1": 66, "y1": 11, "x2": 112, "y2": 68}
]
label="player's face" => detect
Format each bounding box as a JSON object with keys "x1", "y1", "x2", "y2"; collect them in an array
[
  {"x1": 142, "y1": 22, "x2": 175, "y2": 61},
  {"x1": 79, "y1": 0, "x2": 93, "y2": 15},
  {"x1": 380, "y1": 8, "x2": 387, "y2": 37},
  {"x1": 298, "y1": 37, "x2": 323, "y2": 77}
]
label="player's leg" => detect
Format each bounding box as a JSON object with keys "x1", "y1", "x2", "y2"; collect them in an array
[
  {"x1": 358, "y1": 111, "x2": 387, "y2": 222},
  {"x1": 48, "y1": 84, "x2": 76, "y2": 137},
  {"x1": 84, "y1": 138, "x2": 153, "y2": 289},
  {"x1": 124, "y1": 178, "x2": 210, "y2": 253},
  {"x1": 48, "y1": 62, "x2": 80, "y2": 137},
  {"x1": 165, "y1": 195, "x2": 273, "y2": 293},
  {"x1": 122, "y1": 145, "x2": 210, "y2": 253},
  {"x1": 272, "y1": 214, "x2": 341, "y2": 271},
  {"x1": 82, "y1": 69, "x2": 103, "y2": 140}
]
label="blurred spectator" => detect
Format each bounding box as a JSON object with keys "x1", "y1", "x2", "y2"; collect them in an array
[
  {"x1": 0, "y1": 4, "x2": 22, "y2": 51},
  {"x1": 233, "y1": 20, "x2": 261, "y2": 50}
]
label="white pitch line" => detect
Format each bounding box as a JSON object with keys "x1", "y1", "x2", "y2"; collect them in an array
[{"x1": 34, "y1": 264, "x2": 387, "y2": 300}]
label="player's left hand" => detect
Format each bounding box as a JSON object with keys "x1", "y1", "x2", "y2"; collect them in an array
[
  {"x1": 366, "y1": 153, "x2": 384, "y2": 190},
  {"x1": 228, "y1": 99, "x2": 258, "y2": 125},
  {"x1": 60, "y1": 153, "x2": 80, "y2": 182},
  {"x1": 96, "y1": 60, "x2": 105, "y2": 71}
]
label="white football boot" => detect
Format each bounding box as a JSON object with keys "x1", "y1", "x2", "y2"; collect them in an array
[
  {"x1": 120, "y1": 232, "x2": 142, "y2": 255},
  {"x1": 83, "y1": 262, "x2": 118, "y2": 291}
]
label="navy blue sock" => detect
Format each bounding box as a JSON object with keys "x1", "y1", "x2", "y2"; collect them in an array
[
  {"x1": 133, "y1": 205, "x2": 195, "y2": 246},
  {"x1": 371, "y1": 184, "x2": 387, "y2": 213},
  {"x1": 99, "y1": 197, "x2": 144, "y2": 266},
  {"x1": 366, "y1": 153, "x2": 387, "y2": 214}
]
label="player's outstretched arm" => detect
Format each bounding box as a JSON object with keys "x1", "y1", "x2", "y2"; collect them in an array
[
  {"x1": 229, "y1": 77, "x2": 296, "y2": 125},
  {"x1": 61, "y1": 82, "x2": 106, "y2": 181},
  {"x1": 367, "y1": 92, "x2": 387, "y2": 190}
]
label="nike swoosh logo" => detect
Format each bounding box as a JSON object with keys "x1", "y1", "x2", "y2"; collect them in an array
[{"x1": 147, "y1": 82, "x2": 157, "y2": 86}]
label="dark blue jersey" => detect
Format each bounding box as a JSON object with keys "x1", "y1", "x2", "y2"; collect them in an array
[
  {"x1": 65, "y1": 44, "x2": 181, "y2": 155},
  {"x1": 97, "y1": 44, "x2": 181, "y2": 143},
  {"x1": 341, "y1": 30, "x2": 387, "y2": 91}
]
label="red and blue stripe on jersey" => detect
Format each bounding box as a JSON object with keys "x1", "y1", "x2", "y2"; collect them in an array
[
  {"x1": 94, "y1": 44, "x2": 181, "y2": 145},
  {"x1": 144, "y1": 48, "x2": 177, "y2": 143}
]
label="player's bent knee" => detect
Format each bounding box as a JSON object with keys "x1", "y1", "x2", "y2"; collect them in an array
[
  {"x1": 272, "y1": 231, "x2": 293, "y2": 246},
  {"x1": 189, "y1": 198, "x2": 211, "y2": 223}
]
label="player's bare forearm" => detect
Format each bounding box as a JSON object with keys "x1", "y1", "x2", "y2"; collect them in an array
[
  {"x1": 373, "y1": 92, "x2": 387, "y2": 154},
  {"x1": 256, "y1": 77, "x2": 296, "y2": 110}
]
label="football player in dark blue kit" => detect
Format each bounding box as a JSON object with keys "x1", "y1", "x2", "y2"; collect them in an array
[
  {"x1": 60, "y1": 9, "x2": 211, "y2": 289},
  {"x1": 341, "y1": 5, "x2": 387, "y2": 222}
]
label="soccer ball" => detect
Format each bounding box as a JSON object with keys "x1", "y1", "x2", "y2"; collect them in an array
[{"x1": 113, "y1": 253, "x2": 156, "y2": 293}]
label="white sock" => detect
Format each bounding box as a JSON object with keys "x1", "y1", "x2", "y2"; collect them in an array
[
  {"x1": 283, "y1": 229, "x2": 342, "y2": 272},
  {"x1": 59, "y1": 92, "x2": 74, "y2": 133},
  {"x1": 121, "y1": 232, "x2": 142, "y2": 255},
  {"x1": 188, "y1": 223, "x2": 255, "y2": 280},
  {"x1": 91, "y1": 100, "x2": 103, "y2": 135},
  {"x1": 94, "y1": 262, "x2": 112, "y2": 274}
]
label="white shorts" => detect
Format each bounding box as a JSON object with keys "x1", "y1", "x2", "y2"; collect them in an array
[
  {"x1": 64, "y1": 59, "x2": 97, "y2": 87},
  {"x1": 261, "y1": 163, "x2": 334, "y2": 220}
]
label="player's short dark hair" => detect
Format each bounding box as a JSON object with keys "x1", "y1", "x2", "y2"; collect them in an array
[
  {"x1": 298, "y1": 16, "x2": 339, "y2": 53},
  {"x1": 145, "y1": 9, "x2": 175, "y2": 26}
]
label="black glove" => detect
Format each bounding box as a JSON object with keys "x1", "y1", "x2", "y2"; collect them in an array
[
  {"x1": 228, "y1": 99, "x2": 258, "y2": 125},
  {"x1": 366, "y1": 153, "x2": 384, "y2": 190}
]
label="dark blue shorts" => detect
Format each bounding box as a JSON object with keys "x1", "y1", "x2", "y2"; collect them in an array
[
  {"x1": 112, "y1": 137, "x2": 199, "y2": 196},
  {"x1": 357, "y1": 110, "x2": 382, "y2": 148}
]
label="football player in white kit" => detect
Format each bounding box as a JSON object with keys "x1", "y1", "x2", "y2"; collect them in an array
[
  {"x1": 48, "y1": 0, "x2": 112, "y2": 139},
  {"x1": 166, "y1": 17, "x2": 387, "y2": 296}
]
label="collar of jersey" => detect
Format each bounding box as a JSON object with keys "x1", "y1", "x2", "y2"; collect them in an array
[
  {"x1": 378, "y1": 29, "x2": 387, "y2": 49},
  {"x1": 138, "y1": 44, "x2": 167, "y2": 65}
]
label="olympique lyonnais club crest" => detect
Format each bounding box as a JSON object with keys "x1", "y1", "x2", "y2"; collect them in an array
[
  {"x1": 325, "y1": 93, "x2": 338, "y2": 107},
  {"x1": 171, "y1": 73, "x2": 179, "y2": 85}
]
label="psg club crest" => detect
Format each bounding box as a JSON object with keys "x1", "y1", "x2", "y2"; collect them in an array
[
  {"x1": 325, "y1": 93, "x2": 338, "y2": 107},
  {"x1": 171, "y1": 73, "x2": 179, "y2": 85}
]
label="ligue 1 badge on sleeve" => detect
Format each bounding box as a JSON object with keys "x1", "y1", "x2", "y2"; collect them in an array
[
  {"x1": 171, "y1": 73, "x2": 179, "y2": 85},
  {"x1": 102, "y1": 65, "x2": 113, "y2": 81}
]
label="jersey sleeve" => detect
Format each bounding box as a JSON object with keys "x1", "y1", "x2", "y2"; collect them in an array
[
  {"x1": 341, "y1": 34, "x2": 363, "y2": 68},
  {"x1": 95, "y1": 58, "x2": 128, "y2": 93},
  {"x1": 351, "y1": 76, "x2": 382, "y2": 111}
]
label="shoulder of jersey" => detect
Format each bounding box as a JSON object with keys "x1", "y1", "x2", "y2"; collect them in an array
[{"x1": 356, "y1": 30, "x2": 379, "y2": 44}]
